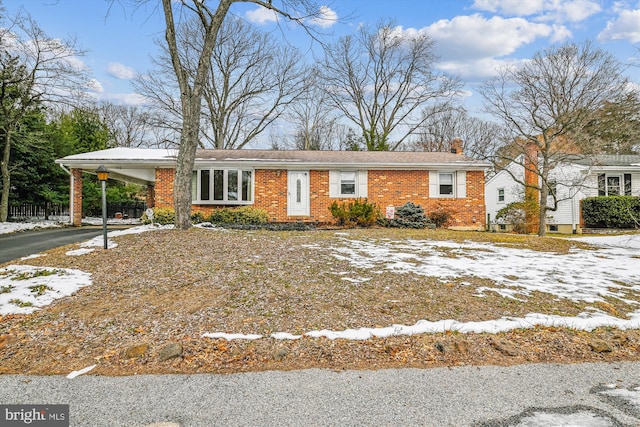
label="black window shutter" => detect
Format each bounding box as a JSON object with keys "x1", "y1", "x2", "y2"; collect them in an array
[
  {"x1": 624, "y1": 174, "x2": 632, "y2": 196},
  {"x1": 598, "y1": 174, "x2": 606, "y2": 196}
]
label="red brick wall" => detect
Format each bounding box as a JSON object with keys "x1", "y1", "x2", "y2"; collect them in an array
[
  {"x1": 367, "y1": 170, "x2": 485, "y2": 229},
  {"x1": 154, "y1": 168, "x2": 175, "y2": 208},
  {"x1": 151, "y1": 168, "x2": 486, "y2": 228},
  {"x1": 71, "y1": 168, "x2": 83, "y2": 226}
]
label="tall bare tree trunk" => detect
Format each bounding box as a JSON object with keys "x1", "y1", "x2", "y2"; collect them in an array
[
  {"x1": 162, "y1": 0, "x2": 233, "y2": 229},
  {"x1": 0, "y1": 130, "x2": 12, "y2": 222}
]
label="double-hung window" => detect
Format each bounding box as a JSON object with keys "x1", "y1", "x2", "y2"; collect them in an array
[
  {"x1": 598, "y1": 174, "x2": 632, "y2": 196},
  {"x1": 192, "y1": 168, "x2": 253, "y2": 204},
  {"x1": 497, "y1": 188, "x2": 505, "y2": 203},
  {"x1": 340, "y1": 171, "x2": 356, "y2": 196},
  {"x1": 429, "y1": 170, "x2": 466, "y2": 199},
  {"x1": 439, "y1": 173, "x2": 454, "y2": 196},
  {"x1": 329, "y1": 170, "x2": 368, "y2": 198}
]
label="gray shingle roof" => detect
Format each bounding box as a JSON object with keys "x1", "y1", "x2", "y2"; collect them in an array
[
  {"x1": 194, "y1": 149, "x2": 487, "y2": 166},
  {"x1": 567, "y1": 154, "x2": 640, "y2": 167}
]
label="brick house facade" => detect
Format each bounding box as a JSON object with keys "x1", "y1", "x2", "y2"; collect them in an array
[{"x1": 57, "y1": 148, "x2": 490, "y2": 230}]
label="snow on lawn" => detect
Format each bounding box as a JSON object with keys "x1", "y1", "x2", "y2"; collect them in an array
[
  {"x1": 204, "y1": 233, "x2": 640, "y2": 341},
  {"x1": 0, "y1": 221, "x2": 62, "y2": 234},
  {"x1": 66, "y1": 223, "x2": 174, "y2": 255},
  {"x1": 319, "y1": 234, "x2": 640, "y2": 304},
  {"x1": 7, "y1": 224, "x2": 640, "y2": 342},
  {"x1": 0, "y1": 265, "x2": 92, "y2": 315}
]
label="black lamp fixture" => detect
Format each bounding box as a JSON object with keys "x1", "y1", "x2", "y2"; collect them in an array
[{"x1": 96, "y1": 165, "x2": 109, "y2": 249}]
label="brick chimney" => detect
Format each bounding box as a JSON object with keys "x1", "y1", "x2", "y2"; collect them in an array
[
  {"x1": 450, "y1": 138, "x2": 463, "y2": 155},
  {"x1": 524, "y1": 141, "x2": 540, "y2": 233}
]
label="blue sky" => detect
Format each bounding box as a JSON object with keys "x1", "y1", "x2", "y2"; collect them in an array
[{"x1": 4, "y1": 0, "x2": 640, "y2": 114}]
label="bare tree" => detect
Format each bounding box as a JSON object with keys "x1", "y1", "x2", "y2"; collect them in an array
[
  {"x1": 582, "y1": 92, "x2": 640, "y2": 154},
  {"x1": 411, "y1": 107, "x2": 507, "y2": 159},
  {"x1": 96, "y1": 102, "x2": 169, "y2": 148},
  {"x1": 479, "y1": 41, "x2": 634, "y2": 236},
  {"x1": 136, "y1": 16, "x2": 307, "y2": 150},
  {"x1": 0, "y1": 11, "x2": 88, "y2": 221},
  {"x1": 319, "y1": 21, "x2": 461, "y2": 151},
  {"x1": 283, "y1": 67, "x2": 343, "y2": 150},
  {"x1": 152, "y1": 0, "x2": 324, "y2": 228}
]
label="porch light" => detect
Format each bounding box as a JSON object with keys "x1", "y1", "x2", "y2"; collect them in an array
[
  {"x1": 96, "y1": 165, "x2": 109, "y2": 249},
  {"x1": 96, "y1": 165, "x2": 109, "y2": 181}
]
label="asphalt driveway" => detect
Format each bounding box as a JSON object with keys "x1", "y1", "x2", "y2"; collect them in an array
[{"x1": 0, "y1": 226, "x2": 111, "y2": 264}]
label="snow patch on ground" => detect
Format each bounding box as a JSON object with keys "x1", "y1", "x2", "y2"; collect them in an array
[
  {"x1": 0, "y1": 221, "x2": 62, "y2": 234},
  {"x1": 323, "y1": 234, "x2": 640, "y2": 304},
  {"x1": 68, "y1": 224, "x2": 175, "y2": 255},
  {"x1": 0, "y1": 265, "x2": 92, "y2": 315}
]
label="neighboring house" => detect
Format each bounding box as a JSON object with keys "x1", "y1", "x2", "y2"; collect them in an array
[
  {"x1": 486, "y1": 154, "x2": 640, "y2": 233},
  {"x1": 56, "y1": 147, "x2": 490, "y2": 230}
]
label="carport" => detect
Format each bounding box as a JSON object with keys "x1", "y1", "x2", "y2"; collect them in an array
[{"x1": 55, "y1": 148, "x2": 178, "y2": 226}]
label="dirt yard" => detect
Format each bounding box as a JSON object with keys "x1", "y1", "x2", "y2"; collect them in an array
[{"x1": 1, "y1": 227, "x2": 639, "y2": 376}]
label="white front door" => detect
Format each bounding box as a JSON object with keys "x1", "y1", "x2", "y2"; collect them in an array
[{"x1": 288, "y1": 171, "x2": 310, "y2": 216}]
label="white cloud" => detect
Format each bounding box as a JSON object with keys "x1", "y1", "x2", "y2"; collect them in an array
[
  {"x1": 473, "y1": 0, "x2": 545, "y2": 16},
  {"x1": 107, "y1": 62, "x2": 137, "y2": 80},
  {"x1": 85, "y1": 78, "x2": 103, "y2": 93},
  {"x1": 87, "y1": 92, "x2": 148, "y2": 106},
  {"x1": 598, "y1": 8, "x2": 640, "y2": 43},
  {"x1": 550, "y1": 24, "x2": 572, "y2": 42},
  {"x1": 308, "y1": 5, "x2": 338, "y2": 28},
  {"x1": 423, "y1": 14, "x2": 552, "y2": 61},
  {"x1": 437, "y1": 57, "x2": 526, "y2": 80},
  {"x1": 245, "y1": 6, "x2": 278, "y2": 25},
  {"x1": 472, "y1": 0, "x2": 601, "y2": 22}
]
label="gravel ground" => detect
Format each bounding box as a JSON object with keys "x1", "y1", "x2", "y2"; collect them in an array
[{"x1": 1, "y1": 362, "x2": 639, "y2": 426}]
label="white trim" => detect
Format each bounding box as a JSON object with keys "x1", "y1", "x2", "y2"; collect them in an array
[
  {"x1": 192, "y1": 168, "x2": 254, "y2": 205},
  {"x1": 329, "y1": 170, "x2": 368, "y2": 198}
]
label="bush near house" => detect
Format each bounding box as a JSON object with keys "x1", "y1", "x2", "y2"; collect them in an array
[
  {"x1": 428, "y1": 204, "x2": 455, "y2": 228},
  {"x1": 142, "y1": 206, "x2": 270, "y2": 226},
  {"x1": 141, "y1": 207, "x2": 176, "y2": 225},
  {"x1": 329, "y1": 199, "x2": 380, "y2": 227},
  {"x1": 582, "y1": 196, "x2": 640, "y2": 229},
  {"x1": 208, "y1": 206, "x2": 269, "y2": 225},
  {"x1": 381, "y1": 202, "x2": 433, "y2": 229},
  {"x1": 495, "y1": 198, "x2": 540, "y2": 234}
]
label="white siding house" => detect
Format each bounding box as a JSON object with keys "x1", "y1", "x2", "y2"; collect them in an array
[{"x1": 485, "y1": 155, "x2": 640, "y2": 233}]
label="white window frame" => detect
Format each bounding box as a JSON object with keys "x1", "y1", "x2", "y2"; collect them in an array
[
  {"x1": 429, "y1": 170, "x2": 466, "y2": 199},
  {"x1": 497, "y1": 187, "x2": 505, "y2": 203},
  {"x1": 192, "y1": 168, "x2": 254, "y2": 205},
  {"x1": 329, "y1": 170, "x2": 368, "y2": 198},
  {"x1": 438, "y1": 172, "x2": 455, "y2": 197},
  {"x1": 339, "y1": 171, "x2": 357, "y2": 196},
  {"x1": 606, "y1": 175, "x2": 622, "y2": 196}
]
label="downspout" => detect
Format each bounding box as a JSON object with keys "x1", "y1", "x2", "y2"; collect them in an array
[
  {"x1": 59, "y1": 164, "x2": 73, "y2": 225},
  {"x1": 571, "y1": 191, "x2": 577, "y2": 234}
]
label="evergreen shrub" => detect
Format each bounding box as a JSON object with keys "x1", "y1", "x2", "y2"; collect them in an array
[
  {"x1": 582, "y1": 196, "x2": 640, "y2": 228},
  {"x1": 328, "y1": 199, "x2": 380, "y2": 227}
]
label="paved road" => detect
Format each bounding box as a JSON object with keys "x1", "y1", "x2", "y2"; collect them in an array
[
  {"x1": 0, "y1": 226, "x2": 106, "y2": 264},
  {"x1": 0, "y1": 362, "x2": 639, "y2": 426}
]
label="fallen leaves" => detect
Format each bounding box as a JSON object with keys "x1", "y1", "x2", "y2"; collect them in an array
[{"x1": 0, "y1": 228, "x2": 639, "y2": 375}]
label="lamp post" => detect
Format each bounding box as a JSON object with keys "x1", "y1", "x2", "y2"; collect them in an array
[{"x1": 96, "y1": 165, "x2": 109, "y2": 249}]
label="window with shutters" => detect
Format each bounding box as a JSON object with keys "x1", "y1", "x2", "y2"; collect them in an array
[
  {"x1": 597, "y1": 173, "x2": 632, "y2": 196},
  {"x1": 329, "y1": 170, "x2": 368, "y2": 198}
]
